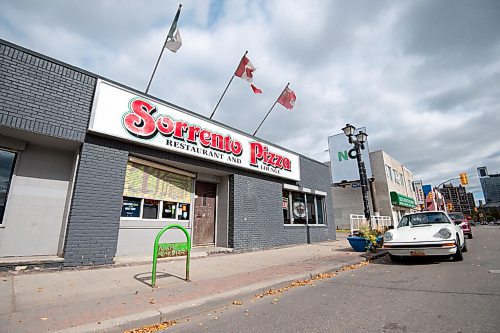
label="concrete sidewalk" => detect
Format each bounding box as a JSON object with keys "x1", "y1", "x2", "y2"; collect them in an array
[{"x1": 0, "y1": 233, "x2": 379, "y2": 333}]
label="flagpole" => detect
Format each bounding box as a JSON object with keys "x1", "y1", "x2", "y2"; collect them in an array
[
  {"x1": 253, "y1": 101, "x2": 277, "y2": 136},
  {"x1": 145, "y1": 4, "x2": 182, "y2": 94},
  {"x1": 210, "y1": 50, "x2": 248, "y2": 119},
  {"x1": 253, "y1": 83, "x2": 289, "y2": 136}
]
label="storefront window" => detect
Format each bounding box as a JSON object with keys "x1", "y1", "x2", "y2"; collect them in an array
[
  {"x1": 283, "y1": 190, "x2": 291, "y2": 224},
  {"x1": 282, "y1": 190, "x2": 326, "y2": 225},
  {"x1": 162, "y1": 201, "x2": 177, "y2": 219},
  {"x1": 121, "y1": 197, "x2": 141, "y2": 217},
  {"x1": 316, "y1": 196, "x2": 325, "y2": 225},
  {"x1": 0, "y1": 149, "x2": 17, "y2": 224},
  {"x1": 291, "y1": 192, "x2": 307, "y2": 224},
  {"x1": 177, "y1": 203, "x2": 190, "y2": 220},
  {"x1": 120, "y1": 161, "x2": 193, "y2": 222},
  {"x1": 306, "y1": 194, "x2": 316, "y2": 225},
  {"x1": 143, "y1": 199, "x2": 159, "y2": 219}
]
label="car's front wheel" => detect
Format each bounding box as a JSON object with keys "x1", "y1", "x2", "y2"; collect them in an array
[
  {"x1": 462, "y1": 240, "x2": 468, "y2": 252},
  {"x1": 452, "y1": 237, "x2": 464, "y2": 261},
  {"x1": 468, "y1": 233, "x2": 473, "y2": 239}
]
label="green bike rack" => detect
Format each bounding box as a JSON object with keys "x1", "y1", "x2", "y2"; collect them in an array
[{"x1": 152, "y1": 224, "x2": 191, "y2": 287}]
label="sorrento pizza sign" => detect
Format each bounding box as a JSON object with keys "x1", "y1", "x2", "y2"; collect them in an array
[{"x1": 89, "y1": 80, "x2": 301, "y2": 181}]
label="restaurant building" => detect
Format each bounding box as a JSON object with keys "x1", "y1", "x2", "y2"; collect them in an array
[{"x1": 0, "y1": 39, "x2": 335, "y2": 267}]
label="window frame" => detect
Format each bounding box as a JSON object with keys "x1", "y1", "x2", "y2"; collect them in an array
[
  {"x1": 0, "y1": 148, "x2": 18, "y2": 225},
  {"x1": 120, "y1": 196, "x2": 191, "y2": 222},
  {"x1": 282, "y1": 189, "x2": 327, "y2": 226}
]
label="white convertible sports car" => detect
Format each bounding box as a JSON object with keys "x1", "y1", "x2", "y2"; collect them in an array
[{"x1": 383, "y1": 211, "x2": 466, "y2": 262}]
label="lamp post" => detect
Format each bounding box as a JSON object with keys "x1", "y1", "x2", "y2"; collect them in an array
[{"x1": 342, "y1": 124, "x2": 371, "y2": 223}]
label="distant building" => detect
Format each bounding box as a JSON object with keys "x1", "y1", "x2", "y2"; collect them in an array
[
  {"x1": 330, "y1": 150, "x2": 418, "y2": 229},
  {"x1": 438, "y1": 183, "x2": 476, "y2": 216},
  {"x1": 477, "y1": 166, "x2": 500, "y2": 203}
]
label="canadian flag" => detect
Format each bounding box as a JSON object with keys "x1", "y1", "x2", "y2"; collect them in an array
[
  {"x1": 234, "y1": 54, "x2": 262, "y2": 94},
  {"x1": 277, "y1": 86, "x2": 296, "y2": 109}
]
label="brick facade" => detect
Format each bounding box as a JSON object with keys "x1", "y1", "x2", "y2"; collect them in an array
[
  {"x1": 0, "y1": 40, "x2": 95, "y2": 142},
  {"x1": 1, "y1": 39, "x2": 335, "y2": 267}
]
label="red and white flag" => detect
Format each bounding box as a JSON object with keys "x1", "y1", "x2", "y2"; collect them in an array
[
  {"x1": 277, "y1": 86, "x2": 296, "y2": 109},
  {"x1": 234, "y1": 54, "x2": 262, "y2": 94}
]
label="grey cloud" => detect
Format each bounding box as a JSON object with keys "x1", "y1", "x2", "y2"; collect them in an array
[{"x1": 399, "y1": 0, "x2": 500, "y2": 68}]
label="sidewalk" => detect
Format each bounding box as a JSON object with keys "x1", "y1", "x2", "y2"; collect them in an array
[{"x1": 0, "y1": 233, "x2": 379, "y2": 333}]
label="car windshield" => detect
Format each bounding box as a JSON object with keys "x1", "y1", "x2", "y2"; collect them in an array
[
  {"x1": 448, "y1": 213, "x2": 465, "y2": 220},
  {"x1": 398, "y1": 212, "x2": 450, "y2": 227}
]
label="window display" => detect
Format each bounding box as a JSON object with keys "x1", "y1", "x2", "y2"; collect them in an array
[
  {"x1": 121, "y1": 197, "x2": 141, "y2": 217},
  {"x1": 162, "y1": 201, "x2": 176, "y2": 219},
  {"x1": 292, "y1": 192, "x2": 307, "y2": 224},
  {"x1": 282, "y1": 190, "x2": 326, "y2": 225},
  {"x1": 143, "y1": 199, "x2": 159, "y2": 219},
  {"x1": 120, "y1": 160, "x2": 193, "y2": 222}
]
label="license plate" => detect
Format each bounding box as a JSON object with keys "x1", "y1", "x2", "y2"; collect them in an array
[{"x1": 410, "y1": 250, "x2": 425, "y2": 256}]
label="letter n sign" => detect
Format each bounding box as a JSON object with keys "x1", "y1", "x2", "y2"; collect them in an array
[{"x1": 338, "y1": 150, "x2": 349, "y2": 162}]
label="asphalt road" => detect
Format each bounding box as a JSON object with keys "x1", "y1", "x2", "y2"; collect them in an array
[{"x1": 165, "y1": 225, "x2": 500, "y2": 333}]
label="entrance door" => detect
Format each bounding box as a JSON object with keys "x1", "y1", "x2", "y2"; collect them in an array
[{"x1": 193, "y1": 181, "x2": 217, "y2": 246}]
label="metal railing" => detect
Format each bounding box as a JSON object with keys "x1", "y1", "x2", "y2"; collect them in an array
[{"x1": 350, "y1": 214, "x2": 392, "y2": 235}]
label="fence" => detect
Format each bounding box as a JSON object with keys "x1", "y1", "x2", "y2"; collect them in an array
[{"x1": 349, "y1": 214, "x2": 392, "y2": 235}]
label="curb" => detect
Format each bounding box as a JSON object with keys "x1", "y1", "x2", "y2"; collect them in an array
[{"x1": 54, "y1": 252, "x2": 387, "y2": 333}]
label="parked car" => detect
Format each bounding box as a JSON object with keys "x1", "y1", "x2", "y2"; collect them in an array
[
  {"x1": 449, "y1": 212, "x2": 473, "y2": 239},
  {"x1": 383, "y1": 211, "x2": 466, "y2": 262}
]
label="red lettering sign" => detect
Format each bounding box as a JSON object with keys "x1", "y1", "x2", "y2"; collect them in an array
[
  {"x1": 122, "y1": 98, "x2": 243, "y2": 157},
  {"x1": 249, "y1": 142, "x2": 291, "y2": 170}
]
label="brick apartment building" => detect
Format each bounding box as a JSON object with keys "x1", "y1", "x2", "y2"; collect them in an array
[{"x1": 438, "y1": 183, "x2": 476, "y2": 216}]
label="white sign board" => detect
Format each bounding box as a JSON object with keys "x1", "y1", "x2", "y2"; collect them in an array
[
  {"x1": 89, "y1": 80, "x2": 301, "y2": 181},
  {"x1": 327, "y1": 129, "x2": 372, "y2": 184},
  {"x1": 413, "y1": 180, "x2": 425, "y2": 205}
]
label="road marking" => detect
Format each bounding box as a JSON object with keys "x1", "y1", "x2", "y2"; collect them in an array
[{"x1": 489, "y1": 270, "x2": 500, "y2": 274}]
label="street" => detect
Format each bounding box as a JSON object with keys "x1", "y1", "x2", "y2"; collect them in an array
[{"x1": 164, "y1": 226, "x2": 500, "y2": 333}]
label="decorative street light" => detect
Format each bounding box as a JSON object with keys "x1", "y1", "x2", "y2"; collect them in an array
[{"x1": 341, "y1": 124, "x2": 371, "y2": 222}]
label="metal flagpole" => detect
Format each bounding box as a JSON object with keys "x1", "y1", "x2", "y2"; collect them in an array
[
  {"x1": 253, "y1": 83, "x2": 289, "y2": 136},
  {"x1": 210, "y1": 50, "x2": 248, "y2": 119},
  {"x1": 145, "y1": 4, "x2": 182, "y2": 94},
  {"x1": 253, "y1": 101, "x2": 277, "y2": 136}
]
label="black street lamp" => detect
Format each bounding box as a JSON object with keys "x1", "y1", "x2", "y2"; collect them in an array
[{"x1": 341, "y1": 124, "x2": 371, "y2": 222}]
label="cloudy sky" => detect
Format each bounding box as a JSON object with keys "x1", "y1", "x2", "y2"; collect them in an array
[{"x1": 1, "y1": 0, "x2": 499, "y2": 202}]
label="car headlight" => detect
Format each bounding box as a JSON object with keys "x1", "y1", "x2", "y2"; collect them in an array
[
  {"x1": 438, "y1": 228, "x2": 452, "y2": 239},
  {"x1": 384, "y1": 231, "x2": 393, "y2": 242}
]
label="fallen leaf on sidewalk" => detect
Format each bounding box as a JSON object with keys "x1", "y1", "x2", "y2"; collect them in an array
[
  {"x1": 37, "y1": 288, "x2": 43, "y2": 292},
  {"x1": 253, "y1": 262, "x2": 369, "y2": 300},
  {"x1": 40, "y1": 317, "x2": 48, "y2": 321},
  {"x1": 124, "y1": 320, "x2": 178, "y2": 333},
  {"x1": 149, "y1": 298, "x2": 156, "y2": 304},
  {"x1": 232, "y1": 301, "x2": 242, "y2": 305}
]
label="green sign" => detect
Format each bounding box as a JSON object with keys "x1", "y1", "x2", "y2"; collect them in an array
[
  {"x1": 338, "y1": 150, "x2": 349, "y2": 161},
  {"x1": 390, "y1": 191, "x2": 416, "y2": 208},
  {"x1": 157, "y1": 242, "x2": 189, "y2": 258}
]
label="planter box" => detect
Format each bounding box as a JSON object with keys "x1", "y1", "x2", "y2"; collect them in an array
[{"x1": 347, "y1": 236, "x2": 370, "y2": 252}]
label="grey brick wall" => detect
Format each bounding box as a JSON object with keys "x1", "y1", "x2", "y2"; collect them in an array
[
  {"x1": 229, "y1": 156, "x2": 336, "y2": 250},
  {"x1": 0, "y1": 39, "x2": 95, "y2": 142},
  {"x1": 66, "y1": 135, "x2": 336, "y2": 262},
  {"x1": 1, "y1": 39, "x2": 336, "y2": 265},
  {"x1": 63, "y1": 138, "x2": 129, "y2": 266}
]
